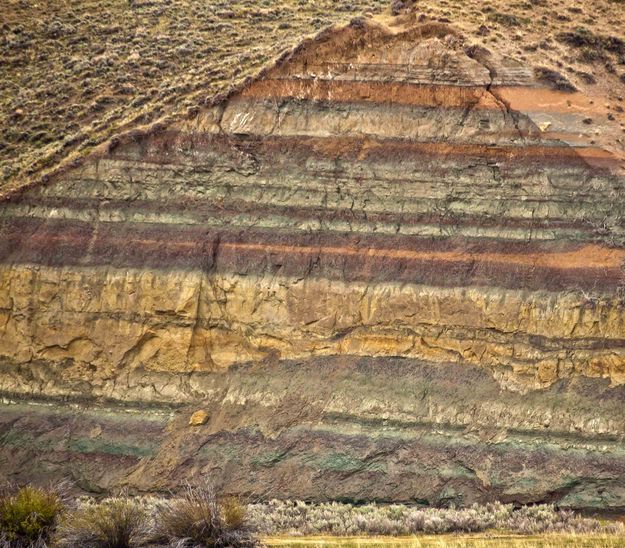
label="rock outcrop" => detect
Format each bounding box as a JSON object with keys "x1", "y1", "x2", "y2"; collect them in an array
[{"x1": 1, "y1": 19, "x2": 625, "y2": 509}]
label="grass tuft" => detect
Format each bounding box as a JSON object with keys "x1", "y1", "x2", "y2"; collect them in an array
[
  {"x1": 154, "y1": 481, "x2": 258, "y2": 547},
  {"x1": 55, "y1": 497, "x2": 150, "y2": 548},
  {"x1": 0, "y1": 484, "x2": 64, "y2": 547}
]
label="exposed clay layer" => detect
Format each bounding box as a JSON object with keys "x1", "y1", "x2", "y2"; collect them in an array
[
  {"x1": 1, "y1": 20, "x2": 625, "y2": 506},
  {"x1": 102, "y1": 133, "x2": 618, "y2": 165},
  {"x1": 2, "y1": 357, "x2": 625, "y2": 509}
]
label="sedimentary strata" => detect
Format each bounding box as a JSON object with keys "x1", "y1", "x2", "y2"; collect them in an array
[{"x1": 1, "y1": 20, "x2": 624, "y2": 508}]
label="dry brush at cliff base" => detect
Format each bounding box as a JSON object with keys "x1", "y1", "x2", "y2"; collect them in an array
[
  {"x1": 4, "y1": 489, "x2": 623, "y2": 548},
  {"x1": 1, "y1": 483, "x2": 259, "y2": 547},
  {"x1": 55, "y1": 499, "x2": 625, "y2": 540},
  {"x1": 246, "y1": 501, "x2": 625, "y2": 537},
  {"x1": 0, "y1": 485, "x2": 65, "y2": 547}
]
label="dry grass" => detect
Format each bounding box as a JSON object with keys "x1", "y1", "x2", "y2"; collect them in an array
[
  {"x1": 154, "y1": 482, "x2": 258, "y2": 547},
  {"x1": 246, "y1": 501, "x2": 624, "y2": 537},
  {"x1": 55, "y1": 497, "x2": 151, "y2": 548},
  {"x1": 0, "y1": 0, "x2": 387, "y2": 198},
  {"x1": 0, "y1": 484, "x2": 65, "y2": 547},
  {"x1": 1, "y1": 0, "x2": 624, "y2": 198},
  {"x1": 0, "y1": 489, "x2": 615, "y2": 548},
  {"x1": 263, "y1": 534, "x2": 625, "y2": 547}
]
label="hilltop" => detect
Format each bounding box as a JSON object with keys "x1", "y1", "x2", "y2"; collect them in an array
[{"x1": 1, "y1": 0, "x2": 624, "y2": 197}]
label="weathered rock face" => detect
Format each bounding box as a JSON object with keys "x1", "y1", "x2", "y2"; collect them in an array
[{"x1": 1, "y1": 20, "x2": 625, "y2": 509}]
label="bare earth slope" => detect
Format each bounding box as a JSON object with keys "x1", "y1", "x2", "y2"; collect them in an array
[{"x1": 1, "y1": 2, "x2": 625, "y2": 510}]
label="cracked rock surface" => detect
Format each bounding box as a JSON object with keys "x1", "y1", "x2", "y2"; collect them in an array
[{"x1": 1, "y1": 18, "x2": 625, "y2": 509}]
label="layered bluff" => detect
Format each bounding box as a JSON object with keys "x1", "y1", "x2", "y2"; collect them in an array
[{"x1": 1, "y1": 20, "x2": 625, "y2": 509}]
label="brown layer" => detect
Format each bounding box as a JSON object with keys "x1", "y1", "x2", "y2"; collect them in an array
[
  {"x1": 2, "y1": 217, "x2": 623, "y2": 291},
  {"x1": 111, "y1": 133, "x2": 617, "y2": 172},
  {"x1": 239, "y1": 80, "x2": 609, "y2": 121},
  {"x1": 239, "y1": 79, "x2": 495, "y2": 108}
]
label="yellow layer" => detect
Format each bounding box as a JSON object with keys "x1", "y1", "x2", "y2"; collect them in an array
[{"x1": 1, "y1": 265, "x2": 624, "y2": 390}]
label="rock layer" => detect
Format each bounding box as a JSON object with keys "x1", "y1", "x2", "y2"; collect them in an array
[{"x1": 1, "y1": 20, "x2": 625, "y2": 508}]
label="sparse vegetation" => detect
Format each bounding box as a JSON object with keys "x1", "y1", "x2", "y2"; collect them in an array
[
  {"x1": 556, "y1": 28, "x2": 625, "y2": 56},
  {"x1": 3, "y1": 484, "x2": 622, "y2": 546},
  {"x1": 0, "y1": 484, "x2": 64, "y2": 547},
  {"x1": 55, "y1": 497, "x2": 150, "y2": 548},
  {"x1": 246, "y1": 500, "x2": 625, "y2": 537},
  {"x1": 1, "y1": 0, "x2": 624, "y2": 199},
  {"x1": 488, "y1": 12, "x2": 527, "y2": 27},
  {"x1": 0, "y1": 0, "x2": 389, "y2": 197},
  {"x1": 154, "y1": 482, "x2": 258, "y2": 547},
  {"x1": 533, "y1": 67, "x2": 577, "y2": 91},
  {"x1": 263, "y1": 534, "x2": 625, "y2": 547}
]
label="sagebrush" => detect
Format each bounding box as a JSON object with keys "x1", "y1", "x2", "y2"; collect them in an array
[
  {"x1": 154, "y1": 482, "x2": 258, "y2": 547},
  {"x1": 55, "y1": 497, "x2": 150, "y2": 548},
  {"x1": 246, "y1": 500, "x2": 625, "y2": 537},
  {"x1": 0, "y1": 484, "x2": 64, "y2": 547}
]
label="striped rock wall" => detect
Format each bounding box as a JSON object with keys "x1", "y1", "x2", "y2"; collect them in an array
[{"x1": 1, "y1": 21, "x2": 625, "y2": 508}]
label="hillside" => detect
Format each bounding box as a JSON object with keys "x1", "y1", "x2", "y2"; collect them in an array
[
  {"x1": 2, "y1": 0, "x2": 625, "y2": 507},
  {"x1": 1, "y1": 0, "x2": 624, "y2": 198},
  {"x1": 1, "y1": 0, "x2": 625, "y2": 510}
]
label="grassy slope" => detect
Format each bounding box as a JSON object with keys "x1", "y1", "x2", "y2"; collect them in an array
[
  {"x1": 0, "y1": 0, "x2": 387, "y2": 197},
  {"x1": 1, "y1": 0, "x2": 624, "y2": 198}
]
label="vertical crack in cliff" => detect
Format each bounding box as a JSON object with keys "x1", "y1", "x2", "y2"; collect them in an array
[
  {"x1": 185, "y1": 273, "x2": 205, "y2": 369},
  {"x1": 186, "y1": 234, "x2": 221, "y2": 369},
  {"x1": 467, "y1": 50, "x2": 541, "y2": 143}
]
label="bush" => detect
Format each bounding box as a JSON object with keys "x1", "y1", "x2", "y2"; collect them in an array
[
  {"x1": 390, "y1": 0, "x2": 413, "y2": 16},
  {"x1": 154, "y1": 482, "x2": 258, "y2": 547},
  {"x1": 0, "y1": 485, "x2": 64, "y2": 547},
  {"x1": 489, "y1": 12, "x2": 527, "y2": 27},
  {"x1": 55, "y1": 498, "x2": 150, "y2": 548},
  {"x1": 221, "y1": 497, "x2": 247, "y2": 530},
  {"x1": 534, "y1": 67, "x2": 577, "y2": 92},
  {"x1": 557, "y1": 28, "x2": 625, "y2": 56}
]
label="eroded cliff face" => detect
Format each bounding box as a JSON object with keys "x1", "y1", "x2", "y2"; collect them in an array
[{"x1": 1, "y1": 20, "x2": 625, "y2": 508}]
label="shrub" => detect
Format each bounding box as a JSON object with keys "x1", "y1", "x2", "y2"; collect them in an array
[
  {"x1": 154, "y1": 482, "x2": 257, "y2": 547},
  {"x1": 489, "y1": 12, "x2": 527, "y2": 27},
  {"x1": 390, "y1": 0, "x2": 412, "y2": 16},
  {"x1": 577, "y1": 71, "x2": 597, "y2": 84},
  {"x1": 55, "y1": 498, "x2": 150, "y2": 548},
  {"x1": 0, "y1": 485, "x2": 64, "y2": 547},
  {"x1": 534, "y1": 67, "x2": 577, "y2": 92},
  {"x1": 557, "y1": 28, "x2": 625, "y2": 56},
  {"x1": 221, "y1": 497, "x2": 246, "y2": 530}
]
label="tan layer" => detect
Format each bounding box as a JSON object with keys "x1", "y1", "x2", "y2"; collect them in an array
[
  {"x1": 2, "y1": 265, "x2": 624, "y2": 389},
  {"x1": 494, "y1": 86, "x2": 608, "y2": 115}
]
